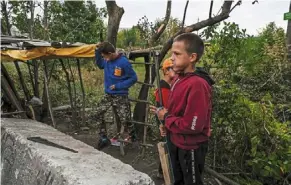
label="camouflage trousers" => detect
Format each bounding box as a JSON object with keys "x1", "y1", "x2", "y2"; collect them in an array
[{"x1": 95, "y1": 94, "x2": 135, "y2": 137}]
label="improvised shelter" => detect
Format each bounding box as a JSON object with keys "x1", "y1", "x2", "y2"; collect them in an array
[{"x1": 1, "y1": 35, "x2": 161, "y2": 156}]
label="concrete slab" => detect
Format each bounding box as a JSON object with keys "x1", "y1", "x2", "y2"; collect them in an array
[{"x1": 1, "y1": 118, "x2": 155, "y2": 185}]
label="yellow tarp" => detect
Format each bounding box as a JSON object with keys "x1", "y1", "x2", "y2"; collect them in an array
[{"x1": 1, "y1": 44, "x2": 97, "y2": 62}]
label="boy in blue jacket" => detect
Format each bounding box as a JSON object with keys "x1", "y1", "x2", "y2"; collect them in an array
[{"x1": 94, "y1": 41, "x2": 137, "y2": 150}]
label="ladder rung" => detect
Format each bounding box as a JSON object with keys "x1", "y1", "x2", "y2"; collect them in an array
[
  {"x1": 128, "y1": 98, "x2": 152, "y2": 104},
  {"x1": 130, "y1": 62, "x2": 154, "y2": 65},
  {"x1": 118, "y1": 139, "x2": 153, "y2": 147},
  {"x1": 1, "y1": 111, "x2": 26, "y2": 116},
  {"x1": 136, "y1": 81, "x2": 155, "y2": 87},
  {"x1": 128, "y1": 120, "x2": 154, "y2": 126}
]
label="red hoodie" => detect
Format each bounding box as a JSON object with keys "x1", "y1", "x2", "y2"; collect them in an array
[{"x1": 165, "y1": 71, "x2": 213, "y2": 150}]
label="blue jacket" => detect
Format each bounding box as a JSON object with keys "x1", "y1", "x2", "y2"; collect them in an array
[{"x1": 95, "y1": 49, "x2": 137, "y2": 95}]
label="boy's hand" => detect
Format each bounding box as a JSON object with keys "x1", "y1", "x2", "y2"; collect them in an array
[
  {"x1": 157, "y1": 108, "x2": 167, "y2": 120},
  {"x1": 96, "y1": 42, "x2": 102, "y2": 48},
  {"x1": 110, "y1": 85, "x2": 115, "y2": 90},
  {"x1": 150, "y1": 105, "x2": 157, "y2": 114},
  {"x1": 150, "y1": 105, "x2": 168, "y2": 121},
  {"x1": 159, "y1": 124, "x2": 167, "y2": 137}
]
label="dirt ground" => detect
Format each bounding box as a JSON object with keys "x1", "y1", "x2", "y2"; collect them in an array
[{"x1": 49, "y1": 113, "x2": 220, "y2": 185}]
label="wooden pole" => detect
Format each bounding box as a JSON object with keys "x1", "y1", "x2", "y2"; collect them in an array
[
  {"x1": 1, "y1": 73, "x2": 27, "y2": 118},
  {"x1": 76, "y1": 59, "x2": 86, "y2": 125},
  {"x1": 60, "y1": 59, "x2": 76, "y2": 125},
  {"x1": 1, "y1": 63, "x2": 21, "y2": 102},
  {"x1": 14, "y1": 61, "x2": 32, "y2": 101},
  {"x1": 43, "y1": 60, "x2": 56, "y2": 128},
  {"x1": 33, "y1": 60, "x2": 39, "y2": 97}
]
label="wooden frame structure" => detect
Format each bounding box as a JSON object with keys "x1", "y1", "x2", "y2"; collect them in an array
[{"x1": 1, "y1": 35, "x2": 161, "y2": 157}]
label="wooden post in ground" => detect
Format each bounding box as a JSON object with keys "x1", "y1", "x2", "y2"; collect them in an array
[
  {"x1": 77, "y1": 59, "x2": 86, "y2": 125},
  {"x1": 14, "y1": 61, "x2": 32, "y2": 101},
  {"x1": 43, "y1": 60, "x2": 56, "y2": 128},
  {"x1": 1, "y1": 73, "x2": 27, "y2": 118},
  {"x1": 1, "y1": 63, "x2": 21, "y2": 102}
]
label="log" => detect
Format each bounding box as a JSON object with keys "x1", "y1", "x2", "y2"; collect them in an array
[{"x1": 205, "y1": 167, "x2": 241, "y2": 185}]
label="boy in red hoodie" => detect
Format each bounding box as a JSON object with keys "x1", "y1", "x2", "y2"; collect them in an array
[{"x1": 151, "y1": 33, "x2": 214, "y2": 185}]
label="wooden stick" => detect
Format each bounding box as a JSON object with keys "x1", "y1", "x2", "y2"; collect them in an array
[
  {"x1": 205, "y1": 167, "x2": 241, "y2": 185},
  {"x1": 43, "y1": 61, "x2": 56, "y2": 128},
  {"x1": 1, "y1": 111, "x2": 25, "y2": 116},
  {"x1": 33, "y1": 60, "x2": 39, "y2": 97},
  {"x1": 1, "y1": 63, "x2": 21, "y2": 102},
  {"x1": 1, "y1": 74, "x2": 27, "y2": 118},
  {"x1": 14, "y1": 61, "x2": 32, "y2": 101},
  {"x1": 77, "y1": 59, "x2": 86, "y2": 125}
]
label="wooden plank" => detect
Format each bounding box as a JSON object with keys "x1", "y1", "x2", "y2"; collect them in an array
[{"x1": 157, "y1": 142, "x2": 172, "y2": 185}]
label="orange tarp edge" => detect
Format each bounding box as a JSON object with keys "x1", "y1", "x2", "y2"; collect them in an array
[{"x1": 0, "y1": 44, "x2": 97, "y2": 62}]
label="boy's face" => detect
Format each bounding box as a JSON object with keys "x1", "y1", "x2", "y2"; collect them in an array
[
  {"x1": 171, "y1": 41, "x2": 197, "y2": 72},
  {"x1": 164, "y1": 68, "x2": 176, "y2": 81},
  {"x1": 101, "y1": 53, "x2": 114, "y2": 61}
]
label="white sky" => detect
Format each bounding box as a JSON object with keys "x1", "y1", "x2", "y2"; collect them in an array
[{"x1": 95, "y1": 0, "x2": 290, "y2": 35}]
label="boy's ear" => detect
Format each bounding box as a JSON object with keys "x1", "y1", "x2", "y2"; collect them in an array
[{"x1": 189, "y1": 53, "x2": 197, "y2": 63}]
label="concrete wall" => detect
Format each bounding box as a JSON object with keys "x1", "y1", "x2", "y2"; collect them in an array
[{"x1": 1, "y1": 118, "x2": 154, "y2": 185}]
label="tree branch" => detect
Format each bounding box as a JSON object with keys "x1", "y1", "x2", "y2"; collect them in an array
[
  {"x1": 149, "y1": 0, "x2": 172, "y2": 46},
  {"x1": 158, "y1": 0, "x2": 234, "y2": 65},
  {"x1": 181, "y1": 0, "x2": 189, "y2": 28},
  {"x1": 209, "y1": 0, "x2": 214, "y2": 18},
  {"x1": 230, "y1": 0, "x2": 242, "y2": 13}
]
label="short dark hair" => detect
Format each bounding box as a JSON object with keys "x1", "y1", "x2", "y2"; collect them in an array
[
  {"x1": 99, "y1": 41, "x2": 115, "y2": 54},
  {"x1": 174, "y1": 33, "x2": 204, "y2": 62}
]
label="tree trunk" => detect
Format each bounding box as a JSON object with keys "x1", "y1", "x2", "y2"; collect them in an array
[
  {"x1": 29, "y1": 1, "x2": 35, "y2": 40},
  {"x1": 287, "y1": 0, "x2": 291, "y2": 60},
  {"x1": 106, "y1": 1, "x2": 124, "y2": 47},
  {"x1": 43, "y1": 1, "x2": 49, "y2": 40},
  {"x1": 1, "y1": 1, "x2": 11, "y2": 35}
]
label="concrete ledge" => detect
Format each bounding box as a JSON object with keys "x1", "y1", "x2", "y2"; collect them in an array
[{"x1": 1, "y1": 118, "x2": 154, "y2": 185}]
